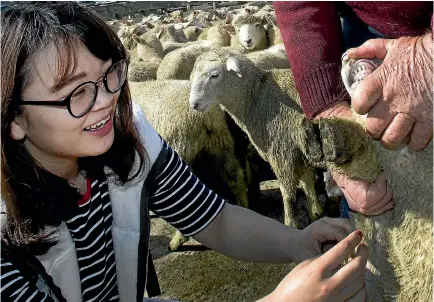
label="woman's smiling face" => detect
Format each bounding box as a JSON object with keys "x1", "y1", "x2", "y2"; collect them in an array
[{"x1": 10, "y1": 41, "x2": 121, "y2": 164}]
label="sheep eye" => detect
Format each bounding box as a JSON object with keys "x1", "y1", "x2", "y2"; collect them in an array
[
  {"x1": 210, "y1": 72, "x2": 219, "y2": 79},
  {"x1": 255, "y1": 23, "x2": 260, "y2": 28}
]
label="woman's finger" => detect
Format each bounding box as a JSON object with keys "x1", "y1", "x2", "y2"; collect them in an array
[
  {"x1": 316, "y1": 231, "x2": 363, "y2": 272},
  {"x1": 331, "y1": 243, "x2": 368, "y2": 298}
]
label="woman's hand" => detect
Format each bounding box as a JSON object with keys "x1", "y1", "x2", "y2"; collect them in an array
[
  {"x1": 290, "y1": 217, "x2": 354, "y2": 263},
  {"x1": 261, "y1": 230, "x2": 368, "y2": 302}
]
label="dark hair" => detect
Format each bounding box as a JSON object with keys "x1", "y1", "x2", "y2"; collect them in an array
[{"x1": 1, "y1": 2, "x2": 147, "y2": 254}]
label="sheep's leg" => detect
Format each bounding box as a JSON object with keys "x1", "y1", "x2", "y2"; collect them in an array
[
  {"x1": 271, "y1": 161, "x2": 299, "y2": 227},
  {"x1": 298, "y1": 167, "x2": 323, "y2": 222},
  {"x1": 223, "y1": 158, "x2": 249, "y2": 208},
  {"x1": 207, "y1": 145, "x2": 250, "y2": 208},
  {"x1": 278, "y1": 184, "x2": 299, "y2": 228},
  {"x1": 169, "y1": 230, "x2": 190, "y2": 252}
]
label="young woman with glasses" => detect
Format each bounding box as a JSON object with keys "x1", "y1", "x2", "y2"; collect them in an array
[{"x1": 1, "y1": 3, "x2": 368, "y2": 301}]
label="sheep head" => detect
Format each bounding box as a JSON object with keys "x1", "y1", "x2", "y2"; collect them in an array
[
  {"x1": 233, "y1": 15, "x2": 267, "y2": 50},
  {"x1": 189, "y1": 50, "x2": 250, "y2": 112}
]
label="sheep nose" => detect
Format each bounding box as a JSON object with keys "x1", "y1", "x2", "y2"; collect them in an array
[
  {"x1": 192, "y1": 102, "x2": 199, "y2": 110},
  {"x1": 245, "y1": 39, "x2": 252, "y2": 45}
]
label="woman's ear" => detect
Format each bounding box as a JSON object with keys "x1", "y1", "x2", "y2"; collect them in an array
[{"x1": 10, "y1": 119, "x2": 27, "y2": 141}]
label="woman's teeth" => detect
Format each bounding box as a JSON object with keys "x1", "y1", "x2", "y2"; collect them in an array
[{"x1": 84, "y1": 116, "x2": 110, "y2": 131}]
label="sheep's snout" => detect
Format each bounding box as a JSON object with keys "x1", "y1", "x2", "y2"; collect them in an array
[
  {"x1": 244, "y1": 38, "x2": 252, "y2": 46},
  {"x1": 190, "y1": 99, "x2": 209, "y2": 112}
]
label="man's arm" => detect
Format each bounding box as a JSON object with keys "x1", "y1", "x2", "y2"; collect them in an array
[{"x1": 274, "y1": 2, "x2": 350, "y2": 118}]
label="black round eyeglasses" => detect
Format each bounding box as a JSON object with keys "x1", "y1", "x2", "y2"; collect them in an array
[{"x1": 20, "y1": 59, "x2": 129, "y2": 118}]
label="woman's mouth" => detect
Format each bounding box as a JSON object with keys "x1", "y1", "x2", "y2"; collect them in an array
[
  {"x1": 84, "y1": 116, "x2": 110, "y2": 131},
  {"x1": 83, "y1": 115, "x2": 113, "y2": 136}
]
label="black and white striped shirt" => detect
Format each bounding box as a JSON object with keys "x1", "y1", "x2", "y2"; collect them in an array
[{"x1": 1, "y1": 142, "x2": 226, "y2": 301}]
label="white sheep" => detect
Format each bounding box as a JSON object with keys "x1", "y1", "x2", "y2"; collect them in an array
[
  {"x1": 128, "y1": 80, "x2": 252, "y2": 251},
  {"x1": 156, "y1": 43, "x2": 213, "y2": 80},
  {"x1": 117, "y1": 24, "x2": 147, "y2": 50},
  {"x1": 127, "y1": 32, "x2": 164, "y2": 81},
  {"x1": 189, "y1": 49, "x2": 326, "y2": 227},
  {"x1": 231, "y1": 15, "x2": 268, "y2": 51},
  {"x1": 317, "y1": 54, "x2": 433, "y2": 301}
]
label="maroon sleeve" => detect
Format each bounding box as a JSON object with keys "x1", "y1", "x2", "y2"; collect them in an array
[
  {"x1": 273, "y1": 1, "x2": 350, "y2": 118},
  {"x1": 431, "y1": 14, "x2": 433, "y2": 38}
]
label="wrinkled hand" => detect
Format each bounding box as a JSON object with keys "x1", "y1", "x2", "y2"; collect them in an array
[
  {"x1": 333, "y1": 171, "x2": 393, "y2": 216},
  {"x1": 348, "y1": 34, "x2": 433, "y2": 151},
  {"x1": 292, "y1": 217, "x2": 354, "y2": 263},
  {"x1": 261, "y1": 231, "x2": 367, "y2": 302},
  {"x1": 316, "y1": 102, "x2": 394, "y2": 216}
]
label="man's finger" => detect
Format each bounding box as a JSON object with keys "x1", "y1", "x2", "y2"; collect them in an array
[
  {"x1": 331, "y1": 243, "x2": 368, "y2": 299},
  {"x1": 360, "y1": 186, "x2": 394, "y2": 216},
  {"x1": 381, "y1": 113, "x2": 415, "y2": 149},
  {"x1": 347, "y1": 38, "x2": 392, "y2": 60},
  {"x1": 365, "y1": 100, "x2": 395, "y2": 139},
  {"x1": 316, "y1": 231, "x2": 363, "y2": 271},
  {"x1": 352, "y1": 71, "x2": 384, "y2": 115},
  {"x1": 409, "y1": 121, "x2": 433, "y2": 151}
]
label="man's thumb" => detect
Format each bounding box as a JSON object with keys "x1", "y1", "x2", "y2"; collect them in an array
[{"x1": 347, "y1": 38, "x2": 391, "y2": 60}]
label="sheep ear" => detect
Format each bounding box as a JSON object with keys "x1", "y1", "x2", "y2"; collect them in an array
[
  {"x1": 132, "y1": 34, "x2": 140, "y2": 44},
  {"x1": 156, "y1": 28, "x2": 164, "y2": 39},
  {"x1": 226, "y1": 57, "x2": 242, "y2": 78},
  {"x1": 225, "y1": 13, "x2": 233, "y2": 24}
]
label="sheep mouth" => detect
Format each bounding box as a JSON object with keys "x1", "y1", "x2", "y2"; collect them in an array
[
  {"x1": 191, "y1": 102, "x2": 210, "y2": 112},
  {"x1": 243, "y1": 43, "x2": 255, "y2": 50},
  {"x1": 348, "y1": 59, "x2": 379, "y2": 91}
]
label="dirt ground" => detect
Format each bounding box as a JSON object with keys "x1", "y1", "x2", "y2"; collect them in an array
[{"x1": 149, "y1": 180, "x2": 298, "y2": 302}]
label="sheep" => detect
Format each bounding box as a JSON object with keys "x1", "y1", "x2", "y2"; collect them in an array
[
  {"x1": 183, "y1": 26, "x2": 203, "y2": 41},
  {"x1": 245, "y1": 44, "x2": 289, "y2": 70},
  {"x1": 316, "y1": 54, "x2": 433, "y2": 302},
  {"x1": 188, "y1": 49, "x2": 326, "y2": 227},
  {"x1": 128, "y1": 80, "x2": 252, "y2": 251},
  {"x1": 133, "y1": 32, "x2": 164, "y2": 61},
  {"x1": 150, "y1": 24, "x2": 187, "y2": 43},
  {"x1": 157, "y1": 41, "x2": 287, "y2": 81},
  {"x1": 117, "y1": 24, "x2": 147, "y2": 50},
  {"x1": 231, "y1": 15, "x2": 268, "y2": 52},
  {"x1": 157, "y1": 43, "x2": 212, "y2": 80},
  {"x1": 200, "y1": 21, "x2": 234, "y2": 47},
  {"x1": 261, "y1": 13, "x2": 283, "y2": 46},
  {"x1": 127, "y1": 33, "x2": 164, "y2": 81}
]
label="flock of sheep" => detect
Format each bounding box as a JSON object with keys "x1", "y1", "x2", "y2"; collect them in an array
[{"x1": 106, "y1": 3, "x2": 432, "y2": 301}]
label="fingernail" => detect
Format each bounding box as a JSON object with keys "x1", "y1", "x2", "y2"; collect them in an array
[{"x1": 356, "y1": 230, "x2": 363, "y2": 238}]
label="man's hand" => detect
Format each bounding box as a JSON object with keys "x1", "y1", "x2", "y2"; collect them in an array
[
  {"x1": 260, "y1": 230, "x2": 367, "y2": 302},
  {"x1": 333, "y1": 171, "x2": 394, "y2": 216},
  {"x1": 316, "y1": 102, "x2": 393, "y2": 216},
  {"x1": 347, "y1": 34, "x2": 433, "y2": 151}
]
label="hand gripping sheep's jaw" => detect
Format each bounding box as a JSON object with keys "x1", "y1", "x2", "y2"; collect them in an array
[
  {"x1": 321, "y1": 54, "x2": 383, "y2": 200},
  {"x1": 340, "y1": 51, "x2": 381, "y2": 98}
]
